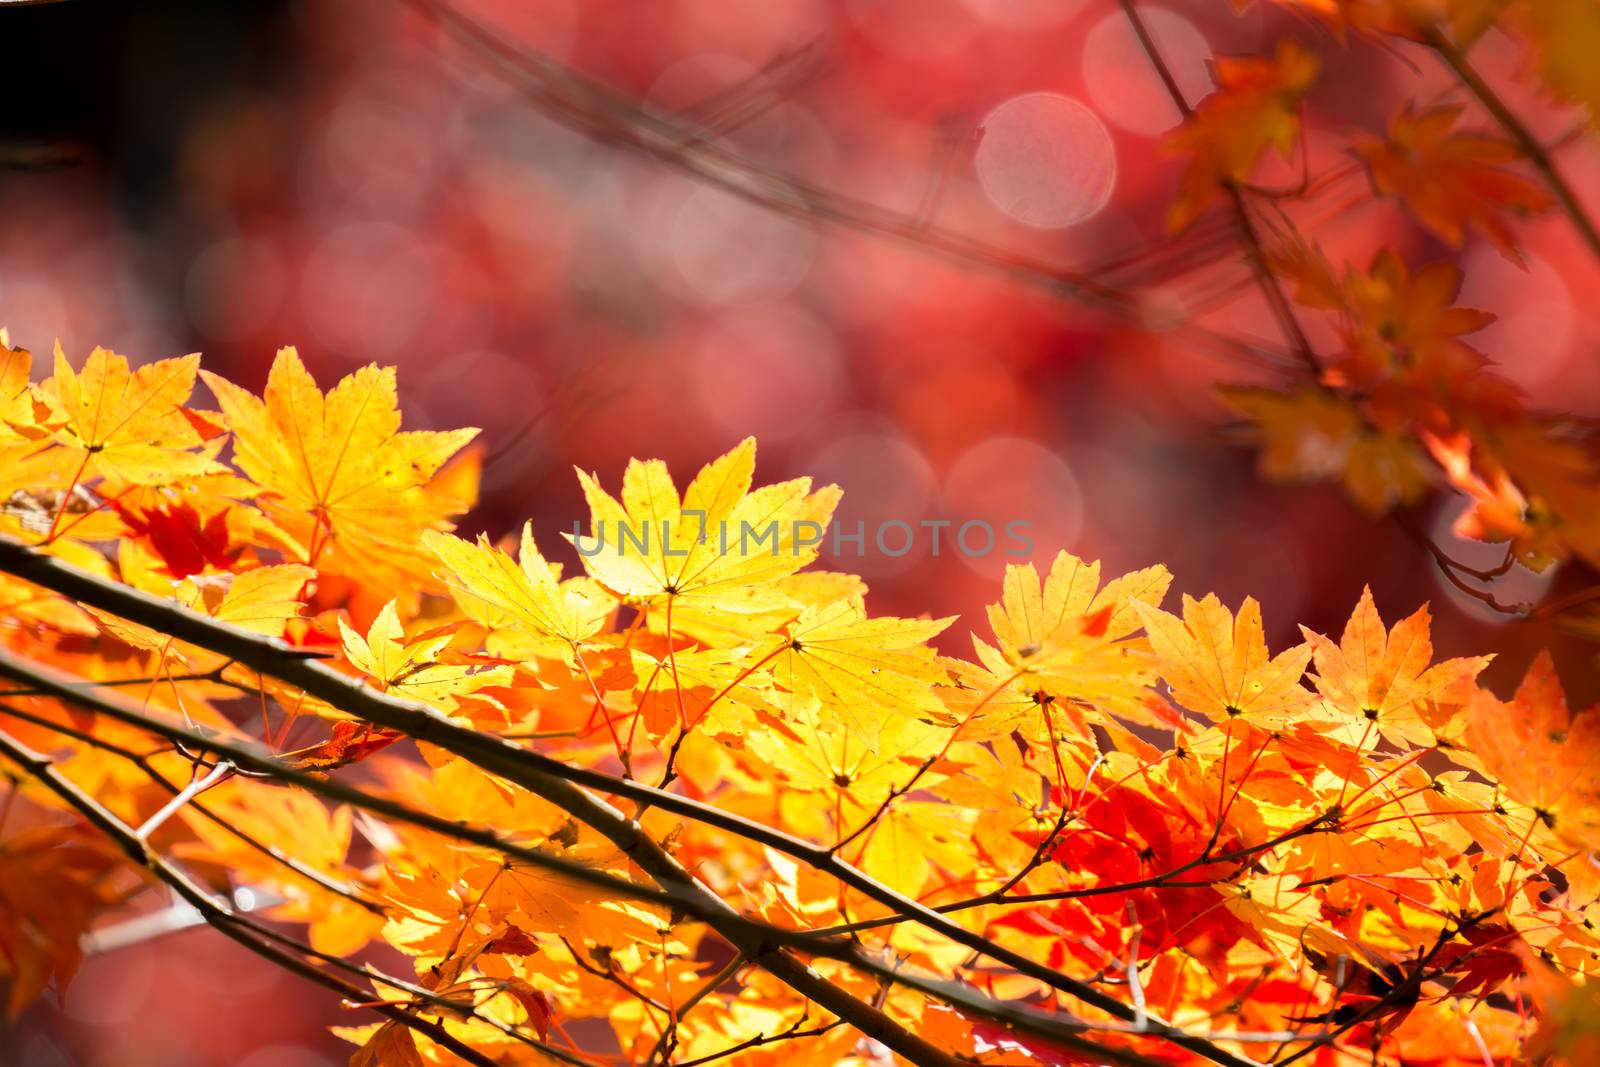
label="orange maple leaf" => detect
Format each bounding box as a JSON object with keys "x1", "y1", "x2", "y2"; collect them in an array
[
  {"x1": 1465, "y1": 651, "x2": 1600, "y2": 855},
  {"x1": 0, "y1": 824, "x2": 127, "y2": 1018},
  {"x1": 1220, "y1": 385, "x2": 1434, "y2": 515},
  {"x1": 1135, "y1": 594, "x2": 1314, "y2": 724},
  {"x1": 1164, "y1": 40, "x2": 1319, "y2": 231},
  {"x1": 1301, "y1": 586, "x2": 1491, "y2": 748},
  {"x1": 1357, "y1": 103, "x2": 1554, "y2": 261}
]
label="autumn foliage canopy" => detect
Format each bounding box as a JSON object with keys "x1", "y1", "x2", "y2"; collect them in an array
[{"x1": 5, "y1": 1, "x2": 1600, "y2": 1066}]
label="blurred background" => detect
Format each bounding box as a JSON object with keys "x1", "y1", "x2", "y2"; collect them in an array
[{"x1": 3, "y1": 0, "x2": 1598, "y2": 1063}]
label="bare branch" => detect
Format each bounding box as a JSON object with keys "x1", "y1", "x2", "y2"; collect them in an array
[
  {"x1": 1119, "y1": 0, "x2": 1320, "y2": 375},
  {"x1": 402, "y1": 0, "x2": 1295, "y2": 372}
]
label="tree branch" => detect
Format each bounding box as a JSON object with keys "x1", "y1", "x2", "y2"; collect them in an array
[
  {"x1": 1119, "y1": 0, "x2": 1320, "y2": 375},
  {"x1": 0, "y1": 728, "x2": 525, "y2": 1067},
  {"x1": 1425, "y1": 27, "x2": 1600, "y2": 263},
  {"x1": 0, "y1": 538, "x2": 1264, "y2": 1067},
  {"x1": 0, "y1": 644, "x2": 1010, "y2": 1065},
  {"x1": 0, "y1": 698, "x2": 383, "y2": 912},
  {"x1": 400, "y1": 0, "x2": 1295, "y2": 372}
]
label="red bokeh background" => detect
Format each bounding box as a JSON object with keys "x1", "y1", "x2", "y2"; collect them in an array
[{"x1": 3, "y1": 1, "x2": 1598, "y2": 1063}]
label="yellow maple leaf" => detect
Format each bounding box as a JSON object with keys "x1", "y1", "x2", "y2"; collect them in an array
[
  {"x1": 1221, "y1": 868, "x2": 1351, "y2": 960},
  {"x1": 956, "y1": 551, "x2": 1171, "y2": 737},
  {"x1": 424, "y1": 523, "x2": 611, "y2": 664},
  {"x1": 0, "y1": 334, "x2": 39, "y2": 439},
  {"x1": 200, "y1": 347, "x2": 478, "y2": 588},
  {"x1": 624, "y1": 643, "x2": 768, "y2": 745},
  {"x1": 570, "y1": 437, "x2": 840, "y2": 641},
  {"x1": 89, "y1": 564, "x2": 315, "y2": 652},
  {"x1": 339, "y1": 599, "x2": 514, "y2": 708},
  {"x1": 761, "y1": 596, "x2": 953, "y2": 751},
  {"x1": 744, "y1": 697, "x2": 949, "y2": 826},
  {"x1": 38, "y1": 345, "x2": 223, "y2": 487},
  {"x1": 857, "y1": 800, "x2": 977, "y2": 897}
]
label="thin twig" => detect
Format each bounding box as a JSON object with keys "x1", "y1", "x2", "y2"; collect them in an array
[
  {"x1": 1119, "y1": 0, "x2": 1320, "y2": 375},
  {"x1": 403, "y1": 0, "x2": 1297, "y2": 372},
  {"x1": 1425, "y1": 27, "x2": 1600, "y2": 263}
]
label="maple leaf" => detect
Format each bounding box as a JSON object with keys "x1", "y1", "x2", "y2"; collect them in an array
[
  {"x1": 744, "y1": 697, "x2": 951, "y2": 839},
  {"x1": 470, "y1": 850, "x2": 665, "y2": 950},
  {"x1": 339, "y1": 600, "x2": 514, "y2": 708},
  {"x1": 571, "y1": 437, "x2": 840, "y2": 641},
  {"x1": 1301, "y1": 587, "x2": 1491, "y2": 747},
  {"x1": 1429, "y1": 922, "x2": 1526, "y2": 999},
  {"x1": 0, "y1": 823, "x2": 127, "y2": 1018},
  {"x1": 1485, "y1": 421, "x2": 1600, "y2": 572},
  {"x1": 858, "y1": 799, "x2": 978, "y2": 898},
  {"x1": 350, "y1": 1020, "x2": 426, "y2": 1067},
  {"x1": 1220, "y1": 385, "x2": 1433, "y2": 514},
  {"x1": 1465, "y1": 652, "x2": 1600, "y2": 856},
  {"x1": 111, "y1": 499, "x2": 242, "y2": 578},
  {"x1": 502, "y1": 977, "x2": 554, "y2": 1041},
  {"x1": 1164, "y1": 40, "x2": 1319, "y2": 231},
  {"x1": 37, "y1": 346, "x2": 224, "y2": 487},
  {"x1": 1274, "y1": 238, "x2": 1510, "y2": 425},
  {"x1": 955, "y1": 551, "x2": 1172, "y2": 736},
  {"x1": 986, "y1": 551, "x2": 1171, "y2": 662},
  {"x1": 177, "y1": 782, "x2": 384, "y2": 956},
  {"x1": 1220, "y1": 869, "x2": 1351, "y2": 960},
  {"x1": 0, "y1": 334, "x2": 40, "y2": 439},
  {"x1": 280, "y1": 720, "x2": 404, "y2": 772},
  {"x1": 1515, "y1": 0, "x2": 1600, "y2": 127},
  {"x1": 89, "y1": 564, "x2": 315, "y2": 654},
  {"x1": 423, "y1": 524, "x2": 611, "y2": 664},
  {"x1": 761, "y1": 596, "x2": 953, "y2": 750},
  {"x1": 1135, "y1": 594, "x2": 1314, "y2": 724},
  {"x1": 1338, "y1": 252, "x2": 1498, "y2": 370},
  {"x1": 200, "y1": 347, "x2": 478, "y2": 590},
  {"x1": 625, "y1": 642, "x2": 760, "y2": 745},
  {"x1": 1425, "y1": 424, "x2": 1600, "y2": 572},
  {"x1": 1357, "y1": 103, "x2": 1553, "y2": 260},
  {"x1": 1317, "y1": 251, "x2": 1524, "y2": 435}
]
